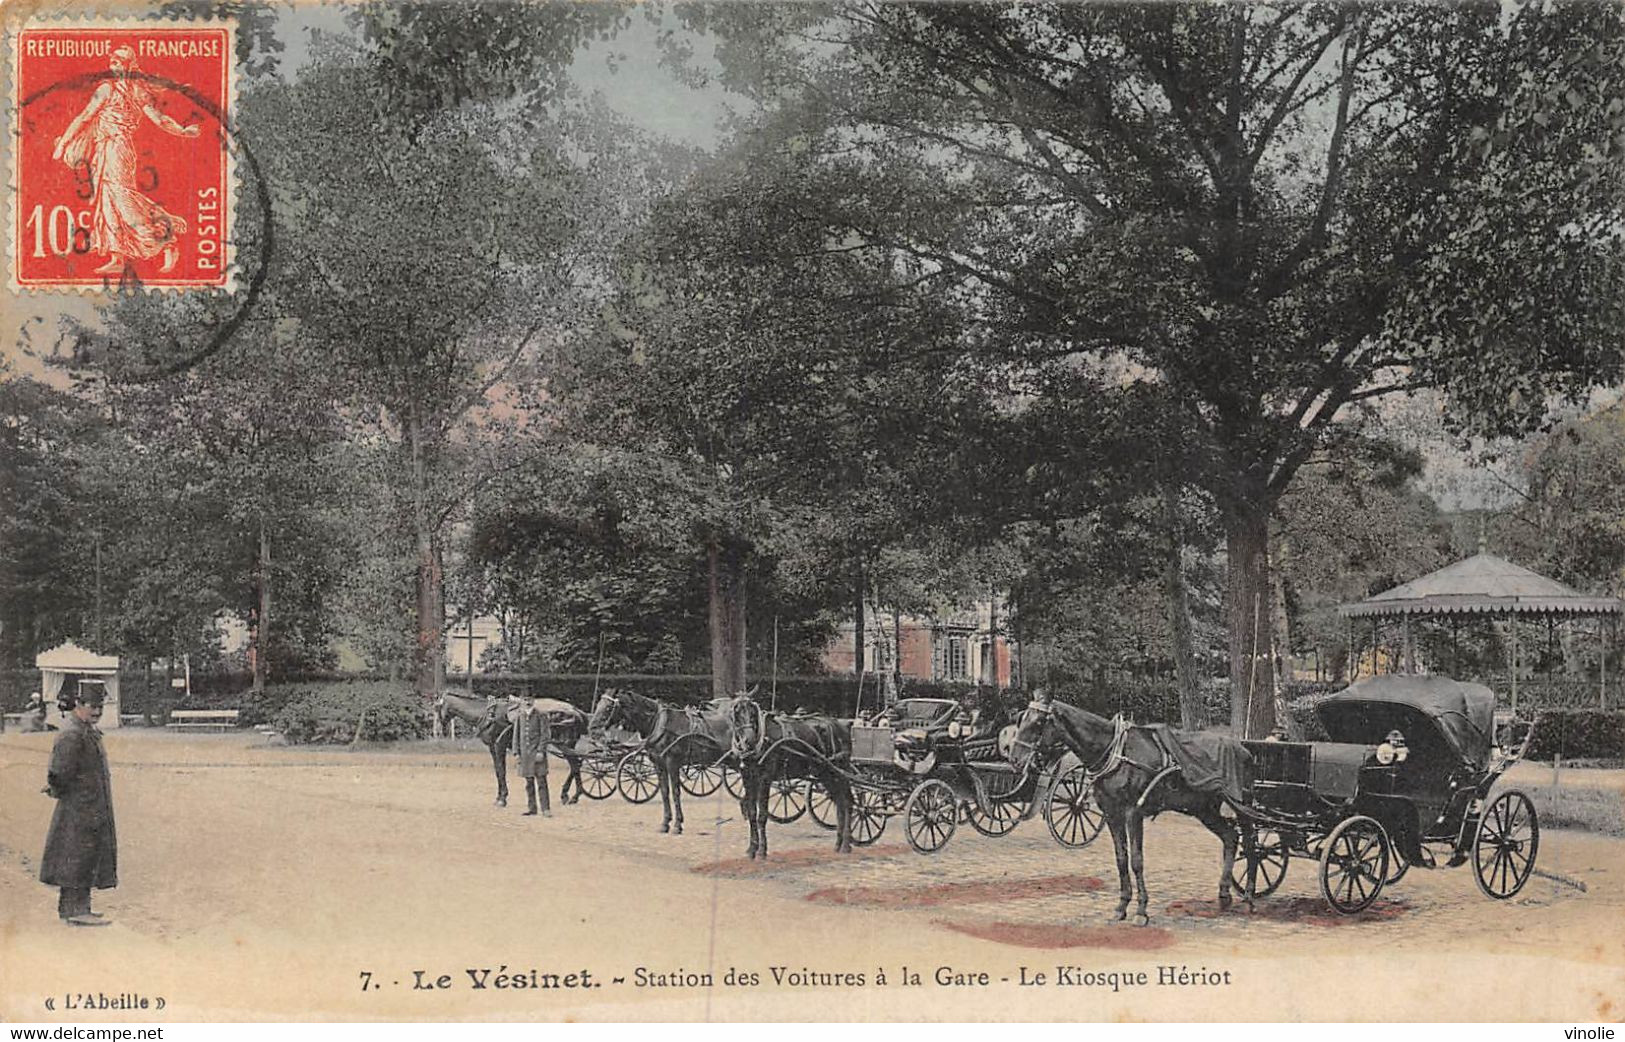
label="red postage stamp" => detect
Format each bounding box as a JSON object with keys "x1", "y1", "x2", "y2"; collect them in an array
[{"x1": 9, "y1": 19, "x2": 235, "y2": 292}]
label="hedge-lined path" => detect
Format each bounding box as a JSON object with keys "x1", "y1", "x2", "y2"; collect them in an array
[{"x1": 2, "y1": 730, "x2": 1621, "y2": 1021}]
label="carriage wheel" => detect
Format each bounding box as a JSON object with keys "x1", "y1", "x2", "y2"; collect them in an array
[
  {"x1": 617, "y1": 752, "x2": 660, "y2": 805},
  {"x1": 849, "y1": 787, "x2": 887, "y2": 846},
  {"x1": 1387, "y1": 852, "x2": 1410, "y2": 885},
  {"x1": 1318, "y1": 816, "x2": 1390, "y2": 915},
  {"x1": 903, "y1": 778, "x2": 958, "y2": 854},
  {"x1": 679, "y1": 762, "x2": 724, "y2": 798},
  {"x1": 1230, "y1": 827, "x2": 1290, "y2": 898},
  {"x1": 579, "y1": 756, "x2": 617, "y2": 800},
  {"x1": 806, "y1": 780, "x2": 839, "y2": 831},
  {"x1": 765, "y1": 776, "x2": 808, "y2": 823},
  {"x1": 1473, "y1": 790, "x2": 1539, "y2": 900},
  {"x1": 968, "y1": 798, "x2": 1026, "y2": 838},
  {"x1": 1044, "y1": 766, "x2": 1104, "y2": 848},
  {"x1": 722, "y1": 765, "x2": 746, "y2": 800}
]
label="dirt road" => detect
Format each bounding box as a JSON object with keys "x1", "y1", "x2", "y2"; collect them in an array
[{"x1": 2, "y1": 731, "x2": 1621, "y2": 1021}]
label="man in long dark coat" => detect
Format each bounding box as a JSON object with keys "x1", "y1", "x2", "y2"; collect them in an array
[
  {"x1": 515, "y1": 694, "x2": 551, "y2": 818},
  {"x1": 40, "y1": 689, "x2": 117, "y2": 926}
]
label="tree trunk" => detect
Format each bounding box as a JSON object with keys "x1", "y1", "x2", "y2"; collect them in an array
[
  {"x1": 1162, "y1": 485, "x2": 1204, "y2": 729},
  {"x1": 1225, "y1": 500, "x2": 1277, "y2": 738},
  {"x1": 252, "y1": 519, "x2": 271, "y2": 695},
  {"x1": 1271, "y1": 540, "x2": 1294, "y2": 737},
  {"x1": 981, "y1": 594, "x2": 998, "y2": 687},
  {"x1": 409, "y1": 412, "x2": 443, "y2": 703},
  {"x1": 852, "y1": 563, "x2": 865, "y2": 680},
  {"x1": 708, "y1": 536, "x2": 748, "y2": 698}
]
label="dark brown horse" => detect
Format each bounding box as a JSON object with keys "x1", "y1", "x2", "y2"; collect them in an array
[
  {"x1": 436, "y1": 691, "x2": 589, "y2": 806},
  {"x1": 587, "y1": 689, "x2": 737, "y2": 836},
  {"x1": 1007, "y1": 695, "x2": 1251, "y2": 925},
  {"x1": 727, "y1": 699, "x2": 855, "y2": 859}
]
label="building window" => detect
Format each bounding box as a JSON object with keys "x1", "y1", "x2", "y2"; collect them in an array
[
  {"x1": 946, "y1": 635, "x2": 969, "y2": 680},
  {"x1": 871, "y1": 635, "x2": 893, "y2": 672}
]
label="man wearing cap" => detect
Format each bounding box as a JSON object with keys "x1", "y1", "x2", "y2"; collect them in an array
[
  {"x1": 515, "y1": 694, "x2": 551, "y2": 818},
  {"x1": 40, "y1": 690, "x2": 117, "y2": 926}
]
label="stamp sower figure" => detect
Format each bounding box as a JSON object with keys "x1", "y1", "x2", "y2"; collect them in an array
[
  {"x1": 50, "y1": 45, "x2": 201, "y2": 274},
  {"x1": 515, "y1": 694, "x2": 551, "y2": 818},
  {"x1": 40, "y1": 689, "x2": 117, "y2": 926}
]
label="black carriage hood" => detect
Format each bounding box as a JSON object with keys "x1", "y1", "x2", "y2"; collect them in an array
[{"x1": 1316, "y1": 676, "x2": 1496, "y2": 769}]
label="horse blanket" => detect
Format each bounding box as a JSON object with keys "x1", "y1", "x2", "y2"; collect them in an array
[{"x1": 1144, "y1": 725, "x2": 1254, "y2": 806}]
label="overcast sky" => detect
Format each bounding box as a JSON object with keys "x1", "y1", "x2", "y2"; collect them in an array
[{"x1": 278, "y1": 2, "x2": 738, "y2": 148}]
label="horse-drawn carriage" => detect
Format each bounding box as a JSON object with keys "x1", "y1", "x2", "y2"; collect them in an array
[
  {"x1": 831, "y1": 697, "x2": 1038, "y2": 853},
  {"x1": 1230, "y1": 675, "x2": 1539, "y2": 914}
]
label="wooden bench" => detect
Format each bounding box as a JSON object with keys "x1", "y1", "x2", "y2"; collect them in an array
[
  {"x1": 167, "y1": 709, "x2": 241, "y2": 732},
  {"x1": 2, "y1": 712, "x2": 31, "y2": 731}
]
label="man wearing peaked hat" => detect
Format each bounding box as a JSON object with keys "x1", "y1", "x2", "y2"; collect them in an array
[
  {"x1": 39, "y1": 688, "x2": 117, "y2": 926},
  {"x1": 515, "y1": 693, "x2": 552, "y2": 818}
]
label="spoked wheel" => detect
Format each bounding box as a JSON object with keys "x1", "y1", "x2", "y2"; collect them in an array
[
  {"x1": 579, "y1": 755, "x2": 617, "y2": 800},
  {"x1": 765, "y1": 776, "x2": 808, "y2": 823},
  {"x1": 1318, "y1": 816, "x2": 1391, "y2": 915},
  {"x1": 1045, "y1": 766, "x2": 1105, "y2": 848},
  {"x1": 1230, "y1": 827, "x2": 1290, "y2": 898},
  {"x1": 903, "y1": 778, "x2": 958, "y2": 854},
  {"x1": 1474, "y1": 790, "x2": 1539, "y2": 900},
  {"x1": 722, "y1": 765, "x2": 746, "y2": 800},
  {"x1": 678, "y1": 762, "x2": 724, "y2": 798},
  {"x1": 1387, "y1": 851, "x2": 1410, "y2": 885},
  {"x1": 968, "y1": 798, "x2": 1026, "y2": 838},
  {"x1": 806, "y1": 780, "x2": 839, "y2": 831},
  {"x1": 616, "y1": 751, "x2": 660, "y2": 804},
  {"x1": 849, "y1": 787, "x2": 888, "y2": 846}
]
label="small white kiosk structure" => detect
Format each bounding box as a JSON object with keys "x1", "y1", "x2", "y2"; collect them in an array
[{"x1": 36, "y1": 642, "x2": 122, "y2": 730}]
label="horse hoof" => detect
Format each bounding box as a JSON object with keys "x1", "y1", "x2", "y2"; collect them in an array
[
  {"x1": 1218, "y1": 894, "x2": 1232, "y2": 912},
  {"x1": 673, "y1": 826, "x2": 683, "y2": 836},
  {"x1": 496, "y1": 799, "x2": 506, "y2": 807},
  {"x1": 1134, "y1": 913, "x2": 1150, "y2": 927},
  {"x1": 660, "y1": 824, "x2": 670, "y2": 834},
  {"x1": 1109, "y1": 911, "x2": 1127, "y2": 923}
]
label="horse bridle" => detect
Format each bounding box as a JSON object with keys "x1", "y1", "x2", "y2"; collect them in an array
[
  {"x1": 1015, "y1": 700, "x2": 1141, "y2": 783},
  {"x1": 730, "y1": 698, "x2": 768, "y2": 761},
  {"x1": 1008, "y1": 702, "x2": 1049, "y2": 766}
]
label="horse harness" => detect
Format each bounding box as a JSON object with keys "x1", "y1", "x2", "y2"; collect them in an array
[{"x1": 1049, "y1": 707, "x2": 1182, "y2": 811}]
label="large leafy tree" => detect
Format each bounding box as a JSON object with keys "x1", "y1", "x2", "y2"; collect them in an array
[
  {"x1": 244, "y1": 4, "x2": 627, "y2": 696},
  {"x1": 1492, "y1": 406, "x2": 1625, "y2": 596},
  {"x1": 679, "y1": 1, "x2": 1625, "y2": 734},
  {"x1": 559, "y1": 131, "x2": 1029, "y2": 695},
  {"x1": 0, "y1": 369, "x2": 106, "y2": 667}
]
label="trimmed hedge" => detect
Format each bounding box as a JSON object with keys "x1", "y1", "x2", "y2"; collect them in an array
[
  {"x1": 1525, "y1": 710, "x2": 1625, "y2": 761},
  {"x1": 273, "y1": 681, "x2": 430, "y2": 745},
  {"x1": 1040, "y1": 677, "x2": 1230, "y2": 727}
]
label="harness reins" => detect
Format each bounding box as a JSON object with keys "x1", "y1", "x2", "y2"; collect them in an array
[{"x1": 1034, "y1": 702, "x2": 1181, "y2": 810}]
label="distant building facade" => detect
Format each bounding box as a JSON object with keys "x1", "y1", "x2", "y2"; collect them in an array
[
  {"x1": 822, "y1": 603, "x2": 1015, "y2": 688},
  {"x1": 446, "y1": 615, "x2": 505, "y2": 675}
]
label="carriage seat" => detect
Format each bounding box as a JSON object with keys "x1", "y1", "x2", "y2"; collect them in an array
[{"x1": 1308, "y1": 742, "x2": 1374, "y2": 801}]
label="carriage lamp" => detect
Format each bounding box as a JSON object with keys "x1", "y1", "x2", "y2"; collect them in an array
[
  {"x1": 948, "y1": 720, "x2": 964, "y2": 738},
  {"x1": 1375, "y1": 729, "x2": 1406, "y2": 765}
]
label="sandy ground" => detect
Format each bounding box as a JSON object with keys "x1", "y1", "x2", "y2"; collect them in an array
[{"x1": 1, "y1": 729, "x2": 1622, "y2": 1022}]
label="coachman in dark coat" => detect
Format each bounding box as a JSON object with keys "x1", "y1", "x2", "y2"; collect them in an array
[
  {"x1": 515, "y1": 694, "x2": 551, "y2": 817},
  {"x1": 40, "y1": 691, "x2": 117, "y2": 926}
]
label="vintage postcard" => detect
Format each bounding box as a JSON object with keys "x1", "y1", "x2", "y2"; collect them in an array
[{"x1": 2, "y1": 0, "x2": 1623, "y2": 1027}]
